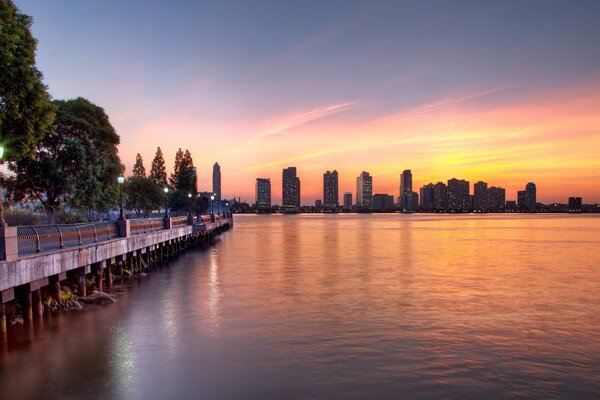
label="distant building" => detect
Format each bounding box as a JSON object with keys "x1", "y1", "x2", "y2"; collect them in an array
[
  {"x1": 343, "y1": 192, "x2": 352, "y2": 210},
  {"x1": 356, "y1": 171, "x2": 373, "y2": 207},
  {"x1": 420, "y1": 183, "x2": 435, "y2": 211},
  {"x1": 447, "y1": 178, "x2": 470, "y2": 212},
  {"x1": 315, "y1": 200, "x2": 323, "y2": 209},
  {"x1": 473, "y1": 181, "x2": 488, "y2": 212},
  {"x1": 568, "y1": 197, "x2": 582, "y2": 211},
  {"x1": 212, "y1": 162, "x2": 221, "y2": 201},
  {"x1": 405, "y1": 191, "x2": 419, "y2": 211},
  {"x1": 517, "y1": 190, "x2": 526, "y2": 212},
  {"x1": 525, "y1": 182, "x2": 537, "y2": 212},
  {"x1": 255, "y1": 178, "x2": 271, "y2": 210},
  {"x1": 505, "y1": 200, "x2": 517, "y2": 212},
  {"x1": 433, "y1": 182, "x2": 448, "y2": 211},
  {"x1": 399, "y1": 170, "x2": 413, "y2": 209},
  {"x1": 323, "y1": 170, "x2": 339, "y2": 210},
  {"x1": 282, "y1": 167, "x2": 301, "y2": 209},
  {"x1": 488, "y1": 186, "x2": 506, "y2": 212},
  {"x1": 373, "y1": 194, "x2": 394, "y2": 211}
]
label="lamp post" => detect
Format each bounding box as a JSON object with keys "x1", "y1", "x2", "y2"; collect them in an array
[
  {"x1": 188, "y1": 193, "x2": 192, "y2": 217},
  {"x1": 210, "y1": 194, "x2": 215, "y2": 215},
  {"x1": 163, "y1": 187, "x2": 169, "y2": 217},
  {"x1": 117, "y1": 176, "x2": 125, "y2": 220},
  {"x1": 225, "y1": 201, "x2": 229, "y2": 216},
  {"x1": 0, "y1": 146, "x2": 5, "y2": 227}
]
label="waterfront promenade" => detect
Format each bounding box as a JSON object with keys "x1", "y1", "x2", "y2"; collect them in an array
[{"x1": 0, "y1": 214, "x2": 232, "y2": 330}]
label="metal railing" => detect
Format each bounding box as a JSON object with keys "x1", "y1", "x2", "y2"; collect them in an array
[
  {"x1": 130, "y1": 218, "x2": 165, "y2": 235},
  {"x1": 171, "y1": 216, "x2": 190, "y2": 228},
  {"x1": 17, "y1": 221, "x2": 119, "y2": 256}
]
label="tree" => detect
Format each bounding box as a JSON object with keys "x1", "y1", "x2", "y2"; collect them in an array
[
  {"x1": 169, "y1": 149, "x2": 196, "y2": 211},
  {"x1": 10, "y1": 98, "x2": 122, "y2": 223},
  {"x1": 169, "y1": 148, "x2": 184, "y2": 189},
  {"x1": 150, "y1": 147, "x2": 167, "y2": 188},
  {"x1": 0, "y1": 0, "x2": 55, "y2": 160},
  {"x1": 132, "y1": 153, "x2": 146, "y2": 177},
  {"x1": 124, "y1": 175, "x2": 162, "y2": 216}
]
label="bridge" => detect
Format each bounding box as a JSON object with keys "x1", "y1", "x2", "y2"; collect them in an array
[{"x1": 0, "y1": 214, "x2": 232, "y2": 330}]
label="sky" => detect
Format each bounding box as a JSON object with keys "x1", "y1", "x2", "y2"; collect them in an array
[{"x1": 15, "y1": 0, "x2": 600, "y2": 204}]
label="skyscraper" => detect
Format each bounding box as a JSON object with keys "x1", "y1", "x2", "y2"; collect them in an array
[
  {"x1": 212, "y1": 162, "x2": 221, "y2": 201},
  {"x1": 447, "y1": 178, "x2": 470, "y2": 212},
  {"x1": 488, "y1": 186, "x2": 506, "y2": 212},
  {"x1": 356, "y1": 171, "x2": 373, "y2": 207},
  {"x1": 323, "y1": 170, "x2": 339, "y2": 210},
  {"x1": 473, "y1": 181, "x2": 488, "y2": 212},
  {"x1": 399, "y1": 170, "x2": 413, "y2": 209},
  {"x1": 525, "y1": 182, "x2": 536, "y2": 212},
  {"x1": 255, "y1": 178, "x2": 271, "y2": 210},
  {"x1": 343, "y1": 192, "x2": 352, "y2": 210},
  {"x1": 517, "y1": 190, "x2": 527, "y2": 212},
  {"x1": 282, "y1": 167, "x2": 301, "y2": 209},
  {"x1": 433, "y1": 182, "x2": 448, "y2": 211},
  {"x1": 373, "y1": 194, "x2": 394, "y2": 211},
  {"x1": 420, "y1": 183, "x2": 435, "y2": 211}
]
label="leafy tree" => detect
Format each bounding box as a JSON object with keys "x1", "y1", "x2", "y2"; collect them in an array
[
  {"x1": 10, "y1": 98, "x2": 122, "y2": 223},
  {"x1": 0, "y1": 0, "x2": 55, "y2": 159},
  {"x1": 132, "y1": 153, "x2": 146, "y2": 177},
  {"x1": 150, "y1": 147, "x2": 167, "y2": 188},
  {"x1": 124, "y1": 175, "x2": 162, "y2": 216},
  {"x1": 169, "y1": 149, "x2": 196, "y2": 211}
]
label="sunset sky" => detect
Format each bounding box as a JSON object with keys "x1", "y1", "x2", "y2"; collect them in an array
[{"x1": 16, "y1": 0, "x2": 600, "y2": 204}]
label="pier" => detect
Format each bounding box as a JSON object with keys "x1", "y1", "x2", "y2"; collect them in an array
[{"x1": 0, "y1": 214, "x2": 232, "y2": 329}]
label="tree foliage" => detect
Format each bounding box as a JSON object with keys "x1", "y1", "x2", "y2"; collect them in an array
[
  {"x1": 9, "y1": 97, "x2": 122, "y2": 223},
  {"x1": 0, "y1": 0, "x2": 55, "y2": 159},
  {"x1": 150, "y1": 147, "x2": 167, "y2": 188},
  {"x1": 124, "y1": 175, "x2": 162, "y2": 216},
  {"x1": 169, "y1": 149, "x2": 196, "y2": 211},
  {"x1": 132, "y1": 153, "x2": 145, "y2": 177},
  {"x1": 169, "y1": 148, "x2": 184, "y2": 189}
]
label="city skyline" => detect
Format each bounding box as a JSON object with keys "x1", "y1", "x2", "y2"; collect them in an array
[{"x1": 14, "y1": 1, "x2": 600, "y2": 203}]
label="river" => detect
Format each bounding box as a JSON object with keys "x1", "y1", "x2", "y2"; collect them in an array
[{"x1": 1, "y1": 214, "x2": 600, "y2": 399}]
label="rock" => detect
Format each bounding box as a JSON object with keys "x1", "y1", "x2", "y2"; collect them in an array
[{"x1": 80, "y1": 292, "x2": 116, "y2": 305}]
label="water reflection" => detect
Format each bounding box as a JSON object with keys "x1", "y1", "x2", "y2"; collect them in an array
[{"x1": 1, "y1": 214, "x2": 600, "y2": 399}]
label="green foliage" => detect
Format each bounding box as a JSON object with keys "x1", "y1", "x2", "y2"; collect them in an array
[
  {"x1": 124, "y1": 175, "x2": 163, "y2": 216},
  {"x1": 0, "y1": 0, "x2": 55, "y2": 159},
  {"x1": 132, "y1": 153, "x2": 146, "y2": 177},
  {"x1": 9, "y1": 97, "x2": 123, "y2": 223},
  {"x1": 169, "y1": 148, "x2": 184, "y2": 189},
  {"x1": 168, "y1": 149, "x2": 196, "y2": 211},
  {"x1": 3, "y1": 209, "x2": 45, "y2": 225},
  {"x1": 150, "y1": 147, "x2": 167, "y2": 187}
]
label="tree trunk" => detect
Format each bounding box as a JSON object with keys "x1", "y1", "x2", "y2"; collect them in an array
[{"x1": 45, "y1": 207, "x2": 55, "y2": 224}]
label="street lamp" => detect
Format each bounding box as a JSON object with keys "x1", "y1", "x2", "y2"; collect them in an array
[
  {"x1": 188, "y1": 193, "x2": 192, "y2": 217},
  {"x1": 225, "y1": 201, "x2": 229, "y2": 215},
  {"x1": 0, "y1": 146, "x2": 5, "y2": 227},
  {"x1": 117, "y1": 175, "x2": 125, "y2": 220},
  {"x1": 163, "y1": 187, "x2": 169, "y2": 217},
  {"x1": 210, "y1": 194, "x2": 215, "y2": 215}
]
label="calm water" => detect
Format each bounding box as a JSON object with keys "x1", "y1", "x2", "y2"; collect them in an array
[{"x1": 1, "y1": 214, "x2": 600, "y2": 399}]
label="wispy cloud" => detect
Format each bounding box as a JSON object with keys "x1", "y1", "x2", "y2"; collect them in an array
[
  {"x1": 257, "y1": 102, "x2": 356, "y2": 137},
  {"x1": 376, "y1": 86, "x2": 513, "y2": 123}
]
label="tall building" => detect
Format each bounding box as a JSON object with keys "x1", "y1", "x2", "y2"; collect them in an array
[
  {"x1": 399, "y1": 170, "x2": 413, "y2": 209},
  {"x1": 343, "y1": 192, "x2": 352, "y2": 210},
  {"x1": 405, "y1": 191, "x2": 419, "y2": 211},
  {"x1": 212, "y1": 162, "x2": 221, "y2": 201},
  {"x1": 488, "y1": 186, "x2": 506, "y2": 212},
  {"x1": 517, "y1": 190, "x2": 527, "y2": 212},
  {"x1": 525, "y1": 182, "x2": 537, "y2": 212},
  {"x1": 255, "y1": 178, "x2": 271, "y2": 210},
  {"x1": 473, "y1": 181, "x2": 488, "y2": 212},
  {"x1": 447, "y1": 178, "x2": 470, "y2": 212},
  {"x1": 373, "y1": 194, "x2": 394, "y2": 211},
  {"x1": 420, "y1": 183, "x2": 435, "y2": 211},
  {"x1": 568, "y1": 197, "x2": 582, "y2": 211},
  {"x1": 433, "y1": 182, "x2": 448, "y2": 211},
  {"x1": 323, "y1": 170, "x2": 339, "y2": 210},
  {"x1": 356, "y1": 171, "x2": 373, "y2": 207},
  {"x1": 282, "y1": 167, "x2": 301, "y2": 209}
]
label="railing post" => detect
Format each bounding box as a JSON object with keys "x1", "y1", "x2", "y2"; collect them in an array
[
  {"x1": 56, "y1": 226, "x2": 64, "y2": 248},
  {"x1": 31, "y1": 227, "x2": 41, "y2": 253},
  {"x1": 75, "y1": 225, "x2": 82, "y2": 245},
  {"x1": 118, "y1": 219, "x2": 131, "y2": 238},
  {"x1": 163, "y1": 217, "x2": 173, "y2": 229},
  {"x1": 91, "y1": 224, "x2": 98, "y2": 242},
  {"x1": 0, "y1": 227, "x2": 19, "y2": 261}
]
